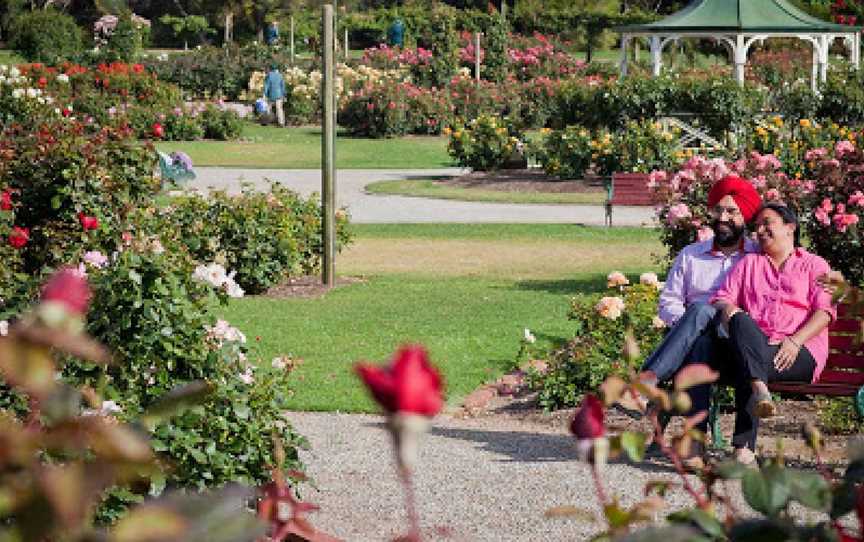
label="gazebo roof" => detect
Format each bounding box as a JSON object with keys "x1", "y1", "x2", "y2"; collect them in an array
[{"x1": 616, "y1": 0, "x2": 860, "y2": 34}]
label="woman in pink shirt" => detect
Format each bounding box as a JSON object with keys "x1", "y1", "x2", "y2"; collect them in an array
[{"x1": 711, "y1": 203, "x2": 836, "y2": 465}]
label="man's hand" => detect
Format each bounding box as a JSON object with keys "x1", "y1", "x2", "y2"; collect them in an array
[{"x1": 773, "y1": 337, "x2": 800, "y2": 372}]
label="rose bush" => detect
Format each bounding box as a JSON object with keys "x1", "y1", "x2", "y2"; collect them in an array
[
  {"x1": 529, "y1": 277, "x2": 665, "y2": 410},
  {"x1": 804, "y1": 138, "x2": 864, "y2": 284},
  {"x1": 0, "y1": 97, "x2": 315, "y2": 523},
  {"x1": 157, "y1": 183, "x2": 353, "y2": 294},
  {"x1": 447, "y1": 114, "x2": 524, "y2": 171},
  {"x1": 650, "y1": 152, "x2": 813, "y2": 266}
]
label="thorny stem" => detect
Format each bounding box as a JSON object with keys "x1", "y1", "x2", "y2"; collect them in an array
[
  {"x1": 591, "y1": 461, "x2": 609, "y2": 507},
  {"x1": 649, "y1": 411, "x2": 710, "y2": 509},
  {"x1": 398, "y1": 465, "x2": 422, "y2": 542}
]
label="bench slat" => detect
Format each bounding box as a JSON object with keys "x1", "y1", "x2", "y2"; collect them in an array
[
  {"x1": 826, "y1": 353, "x2": 864, "y2": 369},
  {"x1": 830, "y1": 319, "x2": 862, "y2": 333},
  {"x1": 829, "y1": 335, "x2": 863, "y2": 351},
  {"x1": 769, "y1": 381, "x2": 860, "y2": 396},
  {"x1": 812, "y1": 369, "x2": 864, "y2": 385}
]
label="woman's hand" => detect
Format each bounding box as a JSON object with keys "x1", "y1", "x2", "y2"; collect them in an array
[
  {"x1": 715, "y1": 301, "x2": 741, "y2": 324},
  {"x1": 773, "y1": 336, "x2": 801, "y2": 371}
]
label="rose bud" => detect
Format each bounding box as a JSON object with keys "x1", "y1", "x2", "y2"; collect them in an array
[
  {"x1": 356, "y1": 345, "x2": 444, "y2": 470},
  {"x1": 78, "y1": 212, "x2": 99, "y2": 231},
  {"x1": 152, "y1": 122, "x2": 164, "y2": 139},
  {"x1": 8, "y1": 226, "x2": 29, "y2": 248},
  {"x1": 1, "y1": 190, "x2": 12, "y2": 211},
  {"x1": 570, "y1": 394, "x2": 605, "y2": 440},
  {"x1": 41, "y1": 267, "x2": 92, "y2": 316}
]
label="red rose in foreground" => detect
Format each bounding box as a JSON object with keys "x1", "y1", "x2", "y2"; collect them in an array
[
  {"x1": 42, "y1": 267, "x2": 91, "y2": 316},
  {"x1": 152, "y1": 122, "x2": 164, "y2": 139},
  {"x1": 78, "y1": 212, "x2": 99, "y2": 231},
  {"x1": 356, "y1": 345, "x2": 443, "y2": 416},
  {"x1": 570, "y1": 394, "x2": 605, "y2": 440},
  {"x1": 8, "y1": 226, "x2": 29, "y2": 248},
  {"x1": 1, "y1": 190, "x2": 12, "y2": 211}
]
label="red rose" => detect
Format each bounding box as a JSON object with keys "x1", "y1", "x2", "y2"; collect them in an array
[
  {"x1": 8, "y1": 226, "x2": 28, "y2": 249},
  {"x1": 41, "y1": 268, "x2": 91, "y2": 316},
  {"x1": 132, "y1": 64, "x2": 144, "y2": 74},
  {"x1": 570, "y1": 394, "x2": 605, "y2": 440},
  {"x1": 78, "y1": 212, "x2": 99, "y2": 231},
  {"x1": 152, "y1": 122, "x2": 164, "y2": 138},
  {"x1": 1, "y1": 190, "x2": 12, "y2": 211},
  {"x1": 356, "y1": 345, "x2": 443, "y2": 416},
  {"x1": 62, "y1": 108, "x2": 72, "y2": 117}
]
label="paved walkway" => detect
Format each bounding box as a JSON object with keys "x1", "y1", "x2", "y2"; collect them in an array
[
  {"x1": 289, "y1": 411, "x2": 729, "y2": 541},
  {"x1": 190, "y1": 168, "x2": 656, "y2": 226}
]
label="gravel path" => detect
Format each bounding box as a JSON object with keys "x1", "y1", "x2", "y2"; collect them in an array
[
  {"x1": 289, "y1": 411, "x2": 705, "y2": 541},
  {"x1": 189, "y1": 168, "x2": 656, "y2": 226}
]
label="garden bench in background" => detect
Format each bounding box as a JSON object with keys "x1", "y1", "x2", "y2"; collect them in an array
[
  {"x1": 605, "y1": 173, "x2": 653, "y2": 226},
  {"x1": 708, "y1": 304, "x2": 864, "y2": 447}
]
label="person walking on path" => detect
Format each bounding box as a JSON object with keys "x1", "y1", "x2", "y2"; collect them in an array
[{"x1": 264, "y1": 63, "x2": 286, "y2": 127}]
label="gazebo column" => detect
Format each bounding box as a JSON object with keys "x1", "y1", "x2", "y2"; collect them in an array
[
  {"x1": 650, "y1": 36, "x2": 663, "y2": 76},
  {"x1": 854, "y1": 33, "x2": 861, "y2": 69},
  {"x1": 733, "y1": 34, "x2": 746, "y2": 85},
  {"x1": 819, "y1": 34, "x2": 830, "y2": 82},
  {"x1": 620, "y1": 35, "x2": 630, "y2": 78}
]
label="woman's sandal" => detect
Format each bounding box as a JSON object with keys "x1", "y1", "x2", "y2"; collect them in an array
[{"x1": 748, "y1": 389, "x2": 777, "y2": 419}]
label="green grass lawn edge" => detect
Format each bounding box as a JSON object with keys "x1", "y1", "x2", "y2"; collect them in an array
[{"x1": 365, "y1": 178, "x2": 607, "y2": 205}]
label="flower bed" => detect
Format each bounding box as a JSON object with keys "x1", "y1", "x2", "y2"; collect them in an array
[
  {"x1": 2, "y1": 62, "x2": 240, "y2": 141},
  {"x1": 0, "y1": 97, "x2": 351, "y2": 521}
]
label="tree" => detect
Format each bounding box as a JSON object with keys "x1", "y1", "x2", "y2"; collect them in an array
[{"x1": 159, "y1": 13, "x2": 212, "y2": 49}]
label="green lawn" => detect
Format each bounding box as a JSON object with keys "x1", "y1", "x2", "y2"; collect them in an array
[
  {"x1": 220, "y1": 224, "x2": 661, "y2": 412},
  {"x1": 157, "y1": 124, "x2": 452, "y2": 169},
  {"x1": 0, "y1": 50, "x2": 25, "y2": 65},
  {"x1": 365, "y1": 178, "x2": 606, "y2": 205}
]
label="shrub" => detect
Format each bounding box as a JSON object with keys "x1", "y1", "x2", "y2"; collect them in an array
[
  {"x1": 447, "y1": 114, "x2": 524, "y2": 171},
  {"x1": 530, "y1": 279, "x2": 665, "y2": 410},
  {"x1": 70, "y1": 244, "x2": 307, "y2": 493},
  {"x1": 601, "y1": 119, "x2": 681, "y2": 176},
  {"x1": 101, "y1": 12, "x2": 151, "y2": 62},
  {"x1": 0, "y1": 103, "x2": 308, "y2": 521},
  {"x1": 650, "y1": 153, "x2": 814, "y2": 267},
  {"x1": 200, "y1": 103, "x2": 243, "y2": 139},
  {"x1": 340, "y1": 80, "x2": 449, "y2": 137},
  {"x1": 9, "y1": 9, "x2": 84, "y2": 64},
  {"x1": 531, "y1": 126, "x2": 593, "y2": 179},
  {"x1": 804, "y1": 139, "x2": 864, "y2": 284},
  {"x1": 160, "y1": 184, "x2": 353, "y2": 294}
]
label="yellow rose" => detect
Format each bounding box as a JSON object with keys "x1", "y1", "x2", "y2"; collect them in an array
[{"x1": 799, "y1": 119, "x2": 811, "y2": 129}]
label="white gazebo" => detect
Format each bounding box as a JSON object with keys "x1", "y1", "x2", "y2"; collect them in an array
[{"x1": 615, "y1": 0, "x2": 862, "y2": 91}]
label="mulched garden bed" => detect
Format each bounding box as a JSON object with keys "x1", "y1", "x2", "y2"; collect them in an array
[
  {"x1": 263, "y1": 275, "x2": 366, "y2": 299},
  {"x1": 443, "y1": 169, "x2": 605, "y2": 194}
]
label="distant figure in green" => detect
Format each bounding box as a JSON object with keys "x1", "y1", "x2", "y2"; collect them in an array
[
  {"x1": 388, "y1": 18, "x2": 405, "y2": 47},
  {"x1": 263, "y1": 63, "x2": 286, "y2": 127}
]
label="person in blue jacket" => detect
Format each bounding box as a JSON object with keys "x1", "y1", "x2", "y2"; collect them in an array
[{"x1": 263, "y1": 63, "x2": 286, "y2": 127}]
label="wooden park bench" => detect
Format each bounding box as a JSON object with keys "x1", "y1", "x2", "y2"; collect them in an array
[
  {"x1": 605, "y1": 173, "x2": 654, "y2": 226},
  {"x1": 708, "y1": 304, "x2": 864, "y2": 447}
]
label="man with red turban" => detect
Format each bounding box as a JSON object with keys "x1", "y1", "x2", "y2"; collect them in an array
[{"x1": 619, "y1": 175, "x2": 762, "y2": 468}]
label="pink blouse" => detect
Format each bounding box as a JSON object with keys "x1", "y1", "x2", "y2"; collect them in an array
[{"x1": 710, "y1": 248, "x2": 836, "y2": 382}]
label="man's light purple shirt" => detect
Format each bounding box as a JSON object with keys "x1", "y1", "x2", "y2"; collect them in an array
[{"x1": 658, "y1": 238, "x2": 759, "y2": 327}]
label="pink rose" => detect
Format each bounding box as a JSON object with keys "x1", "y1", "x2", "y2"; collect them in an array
[
  {"x1": 41, "y1": 267, "x2": 92, "y2": 316},
  {"x1": 836, "y1": 140, "x2": 856, "y2": 158},
  {"x1": 355, "y1": 345, "x2": 443, "y2": 417}
]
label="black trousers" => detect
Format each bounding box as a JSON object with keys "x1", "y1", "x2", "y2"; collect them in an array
[{"x1": 727, "y1": 312, "x2": 816, "y2": 450}]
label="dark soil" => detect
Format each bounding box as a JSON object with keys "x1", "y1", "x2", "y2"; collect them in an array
[
  {"x1": 262, "y1": 275, "x2": 365, "y2": 299},
  {"x1": 443, "y1": 169, "x2": 605, "y2": 194},
  {"x1": 468, "y1": 386, "x2": 852, "y2": 467}
]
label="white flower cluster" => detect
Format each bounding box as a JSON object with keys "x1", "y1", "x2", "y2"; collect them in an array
[
  {"x1": 192, "y1": 262, "x2": 244, "y2": 298},
  {"x1": 0, "y1": 320, "x2": 8, "y2": 336},
  {"x1": 82, "y1": 400, "x2": 123, "y2": 417},
  {"x1": 205, "y1": 319, "x2": 247, "y2": 348}
]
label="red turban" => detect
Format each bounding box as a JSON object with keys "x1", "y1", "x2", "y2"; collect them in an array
[{"x1": 707, "y1": 175, "x2": 762, "y2": 222}]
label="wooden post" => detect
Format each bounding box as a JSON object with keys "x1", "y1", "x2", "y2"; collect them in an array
[
  {"x1": 474, "y1": 32, "x2": 481, "y2": 84},
  {"x1": 322, "y1": 5, "x2": 336, "y2": 288},
  {"x1": 290, "y1": 16, "x2": 295, "y2": 65},
  {"x1": 345, "y1": 27, "x2": 349, "y2": 61}
]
